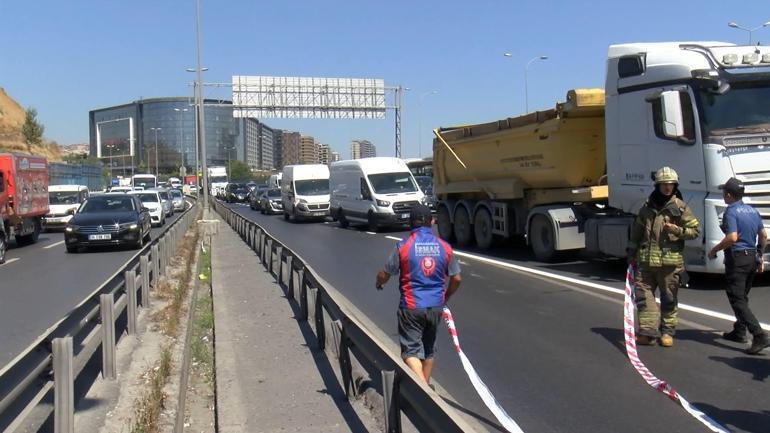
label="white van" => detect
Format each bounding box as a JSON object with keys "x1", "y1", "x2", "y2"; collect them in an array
[
  {"x1": 330, "y1": 157, "x2": 425, "y2": 231},
  {"x1": 45, "y1": 185, "x2": 89, "y2": 230},
  {"x1": 281, "y1": 165, "x2": 330, "y2": 221}
]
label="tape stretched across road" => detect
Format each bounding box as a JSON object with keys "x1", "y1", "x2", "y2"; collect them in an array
[
  {"x1": 623, "y1": 265, "x2": 729, "y2": 433},
  {"x1": 443, "y1": 307, "x2": 525, "y2": 433}
]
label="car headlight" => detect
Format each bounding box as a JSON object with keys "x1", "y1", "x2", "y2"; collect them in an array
[
  {"x1": 120, "y1": 222, "x2": 139, "y2": 230},
  {"x1": 65, "y1": 226, "x2": 75, "y2": 233},
  {"x1": 299, "y1": 198, "x2": 308, "y2": 204},
  {"x1": 376, "y1": 199, "x2": 391, "y2": 207}
]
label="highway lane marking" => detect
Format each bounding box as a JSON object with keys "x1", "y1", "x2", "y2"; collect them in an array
[
  {"x1": 365, "y1": 231, "x2": 377, "y2": 235},
  {"x1": 380, "y1": 235, "x2": 770, "y2": 331},
  {"x1": 0, "y1": 258, "x2": 20, "y2": 266},
  {"x1": 385, "y1": 236, "x2": 402, "y2": 241},
  {"x1": 43, "y1": 240, "x2": 65, "y2": 249}
]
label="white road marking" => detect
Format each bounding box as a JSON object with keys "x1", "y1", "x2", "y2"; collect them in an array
[
  {"x1": 44, "y1": 240, "x2": 65, "y2": 249},
  {"x1": 380, "y1": 234, "x2": 767, "y2": 330},
  {"x1": 0, "y1": 258, "x2": 20, "y2": 266},
  {"x1": 365, "y1": 231, "x2": 377, "y2": 235}
]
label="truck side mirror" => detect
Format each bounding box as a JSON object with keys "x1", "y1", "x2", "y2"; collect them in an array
[{"x1": 660, "y1": 90, "x2": 685, "y2": 139}]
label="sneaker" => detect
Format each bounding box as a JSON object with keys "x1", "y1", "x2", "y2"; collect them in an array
[
  {"x1": 660, "y1": 334, "x2": 674, "y2": 347},
  {"x1": 746, "y1": 334, "x2": 770, "y2": 355},
  {"x1": 636, "y1": 335, "x2": 657, "y2": 346},
  {"x1": 723, "y1": 330, "x2": 749, "y2": 343}
]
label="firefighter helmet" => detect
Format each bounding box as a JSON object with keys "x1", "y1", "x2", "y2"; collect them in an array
[{"x1": 654, "y1": 166, "x2": 679, "y2": 184}]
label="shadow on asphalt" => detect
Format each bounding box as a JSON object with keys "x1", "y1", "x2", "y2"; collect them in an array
[
  {"x1": 709, "y1": 356, "x2": 770, "y2": 382},
  {"x1": 674, "y1": 330, "x2": 749, "y2": 354},
  {"x1": 591, "y1": 327, "x2": 626, "y2": 356},
  {"x1": 440, "y1": 396, "x2": 507, "y2": 433},
  {"x1": 693, "y1": 403, "x2": 770, "y2": 433}
]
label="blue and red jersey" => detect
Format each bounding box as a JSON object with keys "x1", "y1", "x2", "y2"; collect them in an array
[{"x1": 384, "y1": 227, "x2": 460, "y2": 309}]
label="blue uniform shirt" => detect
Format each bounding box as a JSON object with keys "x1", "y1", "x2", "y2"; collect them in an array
[
  {"x1": 723, "y1": 200, "x2": 763, "y2": 251},
  {"x1": 384, "y1": 227, "x2": 461, "y2": 309}
]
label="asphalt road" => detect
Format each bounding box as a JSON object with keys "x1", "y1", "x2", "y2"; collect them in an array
[
  {"x1": 226, "y1": 202, "x2": 770, "y2": 433},
  {"x1": 0, "y1": 208, "x2": 186, "y2": 367}
]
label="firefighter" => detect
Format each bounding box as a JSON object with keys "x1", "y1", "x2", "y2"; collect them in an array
[{"x1": 627, "y1": 167, "x2": 700, "y2": 347}]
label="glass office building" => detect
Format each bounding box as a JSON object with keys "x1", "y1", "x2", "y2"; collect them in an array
[{"x1": 89, "y1": 97, "x2": 245, "y2": 177}]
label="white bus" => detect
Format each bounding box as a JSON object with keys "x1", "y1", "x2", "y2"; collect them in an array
[{"x1": 132, "y1": 174, "x2": 157, "y2": 190}]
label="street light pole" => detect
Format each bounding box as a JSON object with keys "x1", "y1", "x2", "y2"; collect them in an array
[
  {"x1": 728, "y1": 21, "x2": 770, "y2": 45},
  {"x1": 193, "y1": 0, "x2": 208, "y2": 207},
  {"x1": 174, "y1": 107, "x2": 189, "y2": 174},
  {"x1": 150, "y1": 127, "x2": 161, "y2": 178},
  {"x1": 418, "y1": 90, "x2": 438, "y2": 158},
  {"x1": 503, "y1": 53, "x2": 548, "y2": 113}
]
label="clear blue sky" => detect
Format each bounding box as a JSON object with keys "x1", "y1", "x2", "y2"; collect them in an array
[{"x1": 1, "y1": 0, "x2": 767, "y2": 159}]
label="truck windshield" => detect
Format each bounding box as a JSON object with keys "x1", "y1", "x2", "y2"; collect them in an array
[
  {"x1": 368, "y1": 173, "x2": 418, "y2": 194},
  {"x1": 210, "y1": 176, "x2": 228, "y2": 183},
  {"x1": 49, "y1": 191, "x2": 80, "y2": 205},
  {"x1": 295, "y1": 179, "x2": 329, "y2": 196},
  {"x1": 697, "y1": 83, "x2": 770, "y2": 138}
]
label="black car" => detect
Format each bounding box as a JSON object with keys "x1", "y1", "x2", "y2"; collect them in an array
[
  {"x1": 225, "y1": 183, "x2": 249, "y2": 203},
  {"x1": 249, "y1": 186, "x2": 269, "y2": 210},
  {"x1": 64, "y1": 194, "x2": 152, "y2": 253}
]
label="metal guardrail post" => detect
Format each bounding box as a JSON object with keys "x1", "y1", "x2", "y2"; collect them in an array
[
  {"x1": 151, "y1": 245, "x2": 160, "y2": 285},
  {"x1": 100, "y1": 294, "x2": 116, "y2": 380},
  {"x1": 140, "y1": 255, "x2": 150, "y2": 307},
  {"x1": 261, "y1": 235, "x2": 268, "y2": 266},
  {"x1": 286, "y1": 257, "x2": 295, "y2": 300},
  {"x1": 52, "y1": 337, "x2": 74, "y2": 433},
  {"x1": 126, "y1": 270, "x2": 137, "y2": 335},
  {"x1": 334, "y1": 320, "x2": 356, "y2": 399},
  {"x1": 277, "y1": 246, "x2": 284, "y2": 286},
  {"x1": 158, "y1": 238, "x2": 166, "y2": 276},
  {"x1": 268, "y1": 240, "x2": 275, "y2": 275},
  {"x1": 257, "y1": 229, "x2": 263, "y2": 256},
  {"x1": 300, "y1": 271, "x2": 309, "y2": 321},
  {"x1": 315, "y1": 288, "x2": 325, "y2": 350},
  {"x1": 382, "y1": 370, "x2": 402, "y2": 433}
]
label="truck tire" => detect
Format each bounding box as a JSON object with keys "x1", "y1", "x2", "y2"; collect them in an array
[
  {"x1": 437, "y1": 206, "x2": 454, "y2": 242},
  {"x1": 474, "y1": 208, "x2": 494, "y2": 249},
  {"x1": 530, "y1": 214, "x2": 556, "y2": 262},
  {"x1": 15, "y1": 220, "x2": 41, "y2": 246},
  {"x1": 453, "y1": 207, "x2": 474, "y2": 247},
  {"x1": 338, "y1": 210, "x2": 349, "y2": 228},
  {"x1": 367, "y1": 212, "x2": 380, "y2": 233},
  {"x1": 0, "y1": 233, "x2": 7, "y2": 264}
]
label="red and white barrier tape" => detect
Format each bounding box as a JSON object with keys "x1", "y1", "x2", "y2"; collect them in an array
[
  {"x1": 623, "y1": 265, "x2": 729, "y2": 433},
  {"x1": 443, "y1": 307, "x2": 525, "y2": 433}
]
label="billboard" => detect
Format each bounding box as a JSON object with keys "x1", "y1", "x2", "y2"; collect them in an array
[
  {"x1": 96, "y1": 117, "x2": 134, "y2": 158},
  {"x1": 232, "y1": 76, "x2": 386, "y2": 119}
]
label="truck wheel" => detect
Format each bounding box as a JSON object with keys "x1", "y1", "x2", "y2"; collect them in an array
[
  {"x1": 453, "y1": 207, "x2": 474, "y2": 247},
  {"x1": 474, "y1": 208, "x2": 494, "y2": 249},
  {"x1": 338, "y1": 210, "x2": 349, "y2": 229},
  {"x1": 530, "y1": 214, "x2": 556, "y2": 262},
  {"x1": 367, "y1": 212, "x2": 379, "y2": 233},
  {"x1": 437, "y1": 206, "x2": 454, "y2": 242},
  {"x1": 0, "y1": 234, "x2": 7, "y2": 264}
]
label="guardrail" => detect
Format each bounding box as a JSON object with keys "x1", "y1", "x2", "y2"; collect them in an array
[
  {"x1": 0, "y1": 200, "x2": 199, "y2": 433},
  {"x1": 213, "y1": 201, "x2": 476, "y2": 433}
]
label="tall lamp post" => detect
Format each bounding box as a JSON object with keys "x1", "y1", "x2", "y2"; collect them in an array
[
  {"x1": 150, "y1": 127, "x2": 162, "y2": 178},
  {"x1": 418, "y1": 90, "x2": 438, "y2": 158},
  {"x1": 728, "y1": 21, "x2": 770, "y2": 45},
  {"x1": 504, "y1": 53, "x2": 548, "y2": 113},
  {"x1": 174, "y1": 107, "x2": 189, "y2": 175},
  {"x1": 187, "y1": 0, "x2": 209, "y2": 207}
]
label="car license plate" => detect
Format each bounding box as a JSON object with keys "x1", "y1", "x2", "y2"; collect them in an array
[
  {"x1": 89, "y1": 234, "x2": 112, "y2": 240},
  {"x1": 400, "y1": 213, "x2": 409, "y2": 219},
  {"x1": 313, "y1": 212, "x2": 325, "y2": 217}
]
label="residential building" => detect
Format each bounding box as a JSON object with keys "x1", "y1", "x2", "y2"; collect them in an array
[
  {"x1": 273, "y1": 129, "x2": 283, "y2": 169},
  {"x1": 300, "y1": 135, "x2": 318, "y2": 164},
  {"x1": 258, "y1": 122, "x2": 275, "y2": 170},
  {"x1": 243, "y1": 118, "x2": 260, "y2": 170},
  {"x1": 331, "y1": 151, "x2": 341, "y2": 163},
  {"x1": 317, "y1": 143, "x2": 332, "y2": 165},
  {"x1": 282, "y1": 131, "x2": 301, "y2": 166},
  {"x1": 350, "y1": 139, "x2": 376, "y2": 160}
]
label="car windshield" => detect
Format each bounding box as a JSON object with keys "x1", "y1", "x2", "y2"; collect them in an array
[
  {"x1": 170, "y1": 190, "x2": 182, "y2": 198},
  {"x1": 133, "y1": 179, "x2": 155, "y2": 189},
  {"x1": 267, "y1": 189, "x2": 281, "y2": 197},
  {"x1": 80, "y1": 196, "x2": 135, "y2": 213},
  {"x1": 157, "y1": 191, "x2": 169, "y2": 200},
  {"x1": 49, "y1": 191, "x2": 80, "y2": 205},
  {"x1": 136, "y1": 194, "x2": 159, "y2": 203},
  {"x1": 295, "y1": 179, "x2": 329, "y2": 196},
  {"x1": 414, "y1": 176, "x2": 433, "y2": 193},
  {"x1": 367, "y1": 172, "x2": 418, "y2": 194},
  {"x1": 696, "y1": 83, "x2": 770, "y2": 138}
]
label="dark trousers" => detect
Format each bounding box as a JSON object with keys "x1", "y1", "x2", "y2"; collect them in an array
[{"x1": 725, "y1": 251, "x2": 765, "y2": 337}]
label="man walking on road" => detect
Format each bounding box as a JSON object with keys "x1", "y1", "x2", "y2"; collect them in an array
[
  {"x1": 708, "y1": 177, "x2": 769, "y2": 355},
  {"x1": 627, "y1": 167, "x2": 700, "y2": 347},
  {"x1": 375, "y1": 204, "x2": 462, "y2": 384}
]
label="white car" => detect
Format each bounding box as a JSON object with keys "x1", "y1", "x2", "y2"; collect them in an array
[
  {"x1": 45, "y1": 185, "x2": 89, "y2": 230},
  {"x1": 131, "y1": 191, "x2": 165, "y2": 226}
]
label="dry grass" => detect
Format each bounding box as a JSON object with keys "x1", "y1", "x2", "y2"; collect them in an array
[{"x1": 130, "y1": 345, "x2": 173, "y2": 433}]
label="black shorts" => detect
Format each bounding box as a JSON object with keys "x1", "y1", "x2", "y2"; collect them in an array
[{"x1": 398, "y1": 307, "x2": 443, "y2": 360}]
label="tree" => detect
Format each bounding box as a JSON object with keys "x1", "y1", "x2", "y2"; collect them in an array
[
  {"x1": 228, "y1": 160, "x2": 253, "y2": 181},
  {"x1": 21, "y1": 107, "x2": 45, "y2": 151}
]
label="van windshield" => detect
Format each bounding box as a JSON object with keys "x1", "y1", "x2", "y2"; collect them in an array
[
  {"x1": 49, "y1": 191, "x2": 80, "y2": 205},
  {"x1": 367, "y1": 173, "x2": 418, "y2": 194},
  {"x1": 295, "y1": 179, "x2": 329, "y2": 196}
]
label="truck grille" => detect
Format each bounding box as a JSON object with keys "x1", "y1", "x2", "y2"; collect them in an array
[
  {"x1": 77, "y1": 224, "x2": 121, "y2": 234},
  {"x1": 392, "y1": 201, "x2": 420, "y2": 213},
  {"x1": 735, "y1": 170, "x2": 770, "y2": 225}
]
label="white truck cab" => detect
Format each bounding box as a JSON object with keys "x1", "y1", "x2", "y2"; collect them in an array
[
  {"x1": 330, "y1": 157, "x2": 425, "y2": 231},
  {"x1": 45, "y1": 185, "x2": 89, "y2": 230},
  {"x1": 282, "y1": 165, "x2": 330, "y2": 221},
  {"x1": 604, "y1": 42, "x2": 770, "y2": 272}
]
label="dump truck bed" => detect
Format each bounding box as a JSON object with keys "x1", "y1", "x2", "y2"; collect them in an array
[{"x1": 433, "y1": 89, "x2": 607, "y2": 202}]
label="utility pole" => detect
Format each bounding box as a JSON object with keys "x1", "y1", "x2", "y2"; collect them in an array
[{"x1": 194, "y1": 0, "x2": 208, "y2": 207}]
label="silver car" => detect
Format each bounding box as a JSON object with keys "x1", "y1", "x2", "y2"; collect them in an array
[
  {"x1": 169, "y1": 189, "x2": 187, "y2": 211},
  {"x1": 151, "y1": 188, "x2": 174, "y2": 217}
]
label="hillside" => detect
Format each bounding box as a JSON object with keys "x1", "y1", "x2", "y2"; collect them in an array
[{"x1": 0, "y1": 87, "x2": 62, "y2": 161}]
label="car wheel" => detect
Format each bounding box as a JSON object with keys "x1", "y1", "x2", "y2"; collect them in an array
[
  {"x1": 133, "y1": 233, "x2": 144, "y2": 249},
  {"x1": 367, "y1": 212, "x2": 379, "y2": 233},
  {"x1": 283, "y1": 211, "x2": 289, "y2": 221},
  {"x1": 338, "y1": 210, "x2": 349, "y2": 229},
  {"x1": 0, "y1": 234, "x2": 7, "y2": 264},
  {"x1": 66, "y1": 244, "x2": 78, "y2": 254},
  {"x1": 144, "y1": 230, "x2": 152, "y2": 242}
]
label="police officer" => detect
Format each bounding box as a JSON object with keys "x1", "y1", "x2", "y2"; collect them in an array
[
  {"x1": 708, "y1": 177, "x2": 769, "y2": 355},
  {"x1": 627, "y1": 167, "x2": 700, "y2": 347},
  {"x1": 375, "y1": 204, "x2": 462, "y2": 384}
]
